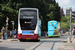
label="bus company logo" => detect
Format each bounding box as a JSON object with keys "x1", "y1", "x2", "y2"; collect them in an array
[{"x1": 25, "y1": 21, "x2": 31, "y2": 23}]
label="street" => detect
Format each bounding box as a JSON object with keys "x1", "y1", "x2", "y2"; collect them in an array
[
  {"x1": 0, "y1": 33, "x2": 71, "y2": 50},
  {"x1": 0, "y1": 0, "x2": 75, "y2": 50}
]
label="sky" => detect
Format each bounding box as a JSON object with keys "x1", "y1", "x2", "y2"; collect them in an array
[{"x1": 56, "y1": 0, "x2": 75, "y2": 15}]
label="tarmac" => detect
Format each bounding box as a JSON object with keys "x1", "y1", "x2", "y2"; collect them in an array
[
  {"x1": 0, "y1": 33, "x2": 75, "y2": 50},
  {"x1": 0, "y1": 39, "x2": 75, "y2": 50}
]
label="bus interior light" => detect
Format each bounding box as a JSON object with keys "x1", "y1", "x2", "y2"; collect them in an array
[{"x1": 25, "y1": 21, "x2": 26, "y2": 23}]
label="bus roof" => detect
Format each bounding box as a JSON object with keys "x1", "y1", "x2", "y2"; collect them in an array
[
  {"x1": 48, "y1": 21, "x2": 57, "y2": 23},
  {"x1": 19, "y1": 8, "x2": 38, "y2": 10}
]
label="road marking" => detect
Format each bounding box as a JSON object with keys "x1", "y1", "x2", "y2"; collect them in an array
[
  {"x1": 51, "y1": 42, "x2": 55, "y2": 50},
  {"x1": 33, "y1": 42, "x2": 44, "y2": 50}
]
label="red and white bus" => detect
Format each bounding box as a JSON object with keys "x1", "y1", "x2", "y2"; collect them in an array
[{"x1": 18, "y1": 8, "x2": 40, "y2": 41}]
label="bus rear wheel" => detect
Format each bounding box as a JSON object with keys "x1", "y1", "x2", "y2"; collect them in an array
[{"x1": 35, "y1": 39, "x2": 40, "y2": 42}]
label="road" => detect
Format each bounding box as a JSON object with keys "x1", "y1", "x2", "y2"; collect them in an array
[{"x1": 0, "y1": 33, "x2": 68, "y2": 50}]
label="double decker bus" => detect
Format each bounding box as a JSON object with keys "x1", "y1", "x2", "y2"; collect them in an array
[
  {"x1": 18, "y1": 8, "x2": 41, "y2": 41},
  {"x1": 48, "y1": 21, "x2": 60, "y2": 37}
]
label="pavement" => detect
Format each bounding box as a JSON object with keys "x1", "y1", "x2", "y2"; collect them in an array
[
  {"x1": 54, "y1": 32, "x2": 75, "y2": 50},
  {"x1": 53, "y1": 40, "x2": 75, "y2": 50},
  {"x1": 64, "y1": 39, "x2": 75, "y2": 47},
  {"x1": 0, "y1": 39, "x2": 19, "y2": 42}
]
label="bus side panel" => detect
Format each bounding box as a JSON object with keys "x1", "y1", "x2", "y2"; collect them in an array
[{"x1": 38, "y1": 19, "x2": 41, "y2": 36}]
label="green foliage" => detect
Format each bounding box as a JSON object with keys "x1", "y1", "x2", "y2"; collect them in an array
[
  {"x1": 0, "y1": 0, "x2": 61, "y2": 31},
  {"x1": 0, "y1": 4, "x2": 18, "y2": 30},
  {"x1": 0, "y1": 32, "x2": 1, "y2": 38},
  {"x1": 60, "y1": 15, "x2": 74, "y2": 30}
]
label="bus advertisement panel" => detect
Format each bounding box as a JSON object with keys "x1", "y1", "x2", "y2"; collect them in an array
[{"x1": 48, "y1": 21, "x2": 60, "y2": 37}]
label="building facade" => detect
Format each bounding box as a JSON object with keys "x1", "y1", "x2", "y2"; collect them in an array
[
  {"x1": 60, "y1": 8, "x2": 65, "y2": 17},
  {"x1": 66, "y1": 7, "x2": 72, "y2": 16}
]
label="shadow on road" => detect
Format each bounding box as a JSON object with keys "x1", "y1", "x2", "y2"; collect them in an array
[
  {"x1": 19, "y1": 39, "x2": 67, "y2": 43},
  {"x1": 20, "y1": 40, "x2": 40, "y2": 42}
]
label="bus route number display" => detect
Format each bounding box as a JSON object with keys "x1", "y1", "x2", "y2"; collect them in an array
[{"x1": 23, "y1": 16, "x2": 34, "y2": 19}]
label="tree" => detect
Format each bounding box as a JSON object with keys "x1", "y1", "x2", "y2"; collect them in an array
[
  {"x1": 0, "y1": 0, "x2": 61, "y2": 31},
  {"x1": 60, "y1": 15, "x2": 75, "y2": 30}
]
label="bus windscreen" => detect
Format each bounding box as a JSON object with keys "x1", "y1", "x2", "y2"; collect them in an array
[{"x1": 20, "y1": 10, "x2": 37, "y2": 30}]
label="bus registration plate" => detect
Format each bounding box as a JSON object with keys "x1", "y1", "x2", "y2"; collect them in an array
[{"x1": 26, "y1": 38, "x2": 30, "y2": 39}]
